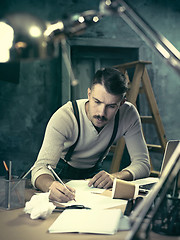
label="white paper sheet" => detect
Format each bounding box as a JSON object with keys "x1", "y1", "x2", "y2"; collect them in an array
[
  {"x1": 62, "y1": 180, "x2": 127, "y2": 209},
  {"x1": 66, "y1": 179, "x2": 105, "y2": 194},
  {"x1": 49, "y1": 180, "x2": 130, "y2": 235},
  {"x1": 132, "y1": 177, "x2": 159, "y2": 187},
  {"x1": 48, "y1": 209, "x2": 123, "y2": 234}
]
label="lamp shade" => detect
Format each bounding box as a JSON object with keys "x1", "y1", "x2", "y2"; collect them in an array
[{"x1": 0, "y1": 13, "x2": 57, "y2": 62}]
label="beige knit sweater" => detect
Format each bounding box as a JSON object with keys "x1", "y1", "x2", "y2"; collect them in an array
[{"x1": 31, "y1": 99, "x2": 150, "y2": 186}]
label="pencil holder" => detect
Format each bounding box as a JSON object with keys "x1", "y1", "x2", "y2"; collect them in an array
[{"x1": 0, "y1": 177, "x2": 26, "y2": 210}]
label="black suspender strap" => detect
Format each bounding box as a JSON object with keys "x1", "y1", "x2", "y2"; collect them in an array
[
  {"x1": 64, "y1": 100, "x2": 119, "y2": 163},
  {"x1": 64, "y1": 100, "x2": 80, "y2": 162},
  {"x1": 96, "y1": 109, "x2": 119, "y2": 164}
]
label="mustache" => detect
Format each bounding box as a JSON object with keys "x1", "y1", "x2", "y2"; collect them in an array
[{"x1": 93, "y1": 115, "x2": 107, "y2": 122}]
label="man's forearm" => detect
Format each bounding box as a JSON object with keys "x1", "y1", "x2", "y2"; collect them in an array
[
  {"x1": 35, "y1": 174, "x2": 55, "y2": 192},
  {"x1": 111, "y1": 170, "x2": 133, "y2": 181}
]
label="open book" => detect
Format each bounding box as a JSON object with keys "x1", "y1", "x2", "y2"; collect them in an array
[{"x1": 48, "y1": 209, "x2": 127, "y2": 235}]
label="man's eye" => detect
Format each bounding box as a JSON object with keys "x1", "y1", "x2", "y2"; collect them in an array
[
  {"x1": 109, "y1": 105, "x2": 116, "y2": 109},
  {"x1": 95, "y1": 100, "x2": 100, "y2": 104}
]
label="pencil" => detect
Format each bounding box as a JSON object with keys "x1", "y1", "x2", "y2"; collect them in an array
[
  {"x1": 3, "y1": 161, "x2": 9, "y2": 179},
  {"x1": 47, "y1": 164, "x2": 76, "y2": 201},
  {"x1": 8, "y1": 161, "x2": 12, "y2": 209},
  {"x1": 3, "y1": 161, "x2": 8, "y2": 172}
]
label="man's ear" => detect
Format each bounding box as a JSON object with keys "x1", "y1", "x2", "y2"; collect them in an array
[
  {"x1": 120, "y1": 97, "x2": 126, "y2": 106},
  {"x1": 87, "y1": 88, "x2": 91, "y2": 99}
]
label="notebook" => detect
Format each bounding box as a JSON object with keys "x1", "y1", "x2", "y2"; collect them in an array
[
  {"x1": 48, "y1": 209, "x2": 125, "y2": 235},
  {"x1": 139, "y1": 140, "x2": 180, "y2": 190}
]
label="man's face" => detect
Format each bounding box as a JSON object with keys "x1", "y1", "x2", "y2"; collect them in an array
[{"x1": 86, "y1": 84, "x2": 122, "y2": 129}]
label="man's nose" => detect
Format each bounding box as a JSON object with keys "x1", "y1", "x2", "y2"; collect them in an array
[{"x1": 98, "y1": 104, "x2": 106, "y2": 116}]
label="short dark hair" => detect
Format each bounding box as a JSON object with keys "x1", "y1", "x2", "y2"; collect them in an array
[{"x1": 91, "y1": 67, "x2": 128, "y2": 98}]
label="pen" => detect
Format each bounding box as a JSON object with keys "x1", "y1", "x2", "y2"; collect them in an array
[
  {"x1": 8, "y1": 161, "x2": 12, "y2": 209},
  {"x1": 11, "y1": 164, "x2": 35, "y2": 191},
  {"x1": 20, "y1": 165, "x2": 35, "y2": 180},
  {"x1": 47, "y1": 164, "x2": 76, "y2": 202},
  {"x1": 9, "y1": 161, "x2": 12, "y2": 181},
  {"x1": 54, "y1": 205, "x2": 91, "y2": 212}
]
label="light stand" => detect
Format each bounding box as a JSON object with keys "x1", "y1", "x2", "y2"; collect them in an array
[{"x1": 99, "y1": 0, "x2": 180, "y2": 76}]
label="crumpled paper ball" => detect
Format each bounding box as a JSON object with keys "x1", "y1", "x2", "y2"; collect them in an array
[{"x1": 24, "y1": 191, "x2": 56, "y2": 220}]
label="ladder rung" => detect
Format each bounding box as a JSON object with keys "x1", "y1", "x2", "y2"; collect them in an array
[
  {"x1": 141, "y1": 116, "x2": 154, "y2": 124},
  {"x1": 147, "y1": 144, "x2": 164, "y2": 153},
  {"x1": 110, "y1": 145, "x2": 116, "y2": 152},
  {"x1": 150, "y1": 170, "x2": 160, "y2": 177},
  {"x1": 114, "y1": 60, "x2": 152, "y2": 69}
]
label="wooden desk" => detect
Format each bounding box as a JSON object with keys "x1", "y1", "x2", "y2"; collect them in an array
[
  {"x1": 0, "y1": 208, "x2": 128, "y2": 240},
  {"x1": 1, "y1": 207, "x2": 179, "y2": 240},
  {"x1": 0, "y1": 188, "x2": 179, "y2": 240}
]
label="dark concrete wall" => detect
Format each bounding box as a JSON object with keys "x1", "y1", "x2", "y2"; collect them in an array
[{"x1": 0, "y1": 0, "x2": 179, "y2": 176}]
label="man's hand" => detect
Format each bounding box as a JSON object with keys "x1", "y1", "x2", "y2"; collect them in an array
[
  {"x1": 35, "y1": 174, "x2": 76, "y2": 203},
  {"x1": 88, "y1": 170, "x2": 115, "y2": 189},
  {"x1": 49, "y1": 181, "x2": 76, "y2": 202}
]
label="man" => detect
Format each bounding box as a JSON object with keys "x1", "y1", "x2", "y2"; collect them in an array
[{"x1": 31, "y1": 68, "x2": 150, "y2": 202}]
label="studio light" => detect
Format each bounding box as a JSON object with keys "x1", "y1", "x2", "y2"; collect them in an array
[
  {"x1": 0, "y1": 10, "x2": 101, "y2": 63},
  {"x1": 0, "y1": 13, "x2": 56, "y2": 62}
]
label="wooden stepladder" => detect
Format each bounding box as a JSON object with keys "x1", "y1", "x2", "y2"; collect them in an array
[{"x1": 109, "y1": 61, "x2": 167, "y2": 175}]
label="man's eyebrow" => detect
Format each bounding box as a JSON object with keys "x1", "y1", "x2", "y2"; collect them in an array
[
  {"x1": 93, "y1": 97, "x2": 101, "y2": 102},
  {"x1": 93, "y1": 97, "x2": 119, "y2": 106},
  {"x1": 107, "y1": 103, "x2": 119, "y2": 107}
]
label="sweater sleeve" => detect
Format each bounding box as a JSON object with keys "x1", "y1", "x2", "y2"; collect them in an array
[
  {"x1": 31, "y1": 102, "x2": 78, "y2": 187},
  {"x1": 122, "y1": 105, "x2": 150, "y2": 179}
]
